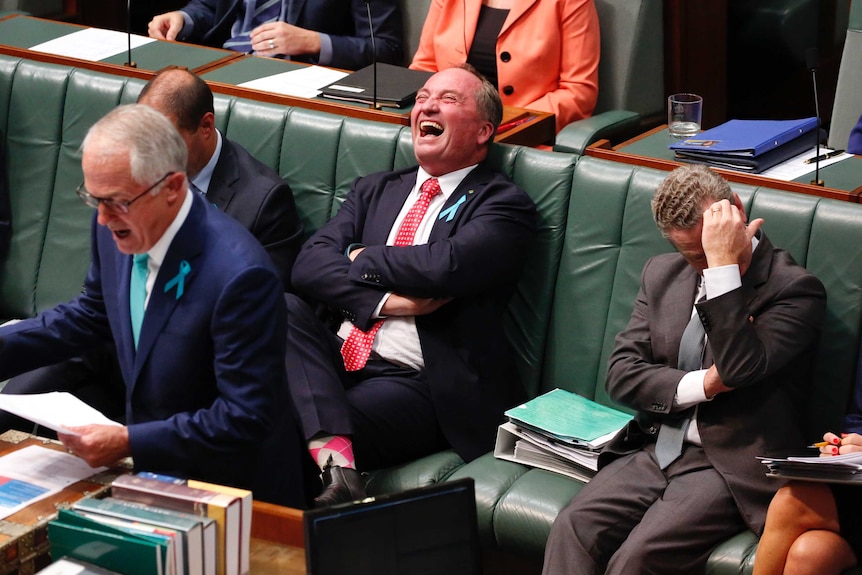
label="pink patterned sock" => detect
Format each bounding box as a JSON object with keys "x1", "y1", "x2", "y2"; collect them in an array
[{"x1": 309, "y1": 434, "x2": 356, "y2": 471}]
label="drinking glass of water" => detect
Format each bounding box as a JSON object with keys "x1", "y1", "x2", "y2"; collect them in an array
[{"x1": 668, "y1": 93, "x2": 703, "y2": 138}]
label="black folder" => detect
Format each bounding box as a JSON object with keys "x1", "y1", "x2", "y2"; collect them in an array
[
  {"x1": 304, "y1": 478, "x2": 482, "y2": 575},
  {"x1": 320, "y1": 63, "x2": 433, "y2": 108}
]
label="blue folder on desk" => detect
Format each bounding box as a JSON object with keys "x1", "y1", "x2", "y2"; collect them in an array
[
  {"x1": 674, "y1": 128, "x2": 825, "y2": 173},
  {"x1": 669, "y1": 117, "x2": 819, "y2": 157}
]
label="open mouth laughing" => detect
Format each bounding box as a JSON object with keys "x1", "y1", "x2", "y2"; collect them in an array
[{"x1": 419, "y1": 121, "x2": 443, "y2": 137}]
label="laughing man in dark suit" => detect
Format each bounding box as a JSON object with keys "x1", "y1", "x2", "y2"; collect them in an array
[{"x1": 285, "y1": 65, "x2": 537, "y2": 506}]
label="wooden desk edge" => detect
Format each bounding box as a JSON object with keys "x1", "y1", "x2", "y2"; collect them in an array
[
  {"x1": 252, "y1": 500, "x2": 305, "y2": 549},
  {"x1": 496, "y1": 111, "x2": 555, "y2": 147},
  {"x1": 586, "y1": 142, "x2": 861, "y2": 204}
]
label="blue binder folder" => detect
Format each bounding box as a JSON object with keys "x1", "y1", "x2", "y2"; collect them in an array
[{"x1": 669, "y1": 117, "x2": 818, "y2": 157}]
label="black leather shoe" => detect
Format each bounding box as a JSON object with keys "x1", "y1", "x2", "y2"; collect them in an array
[{"x1": 314, "y1": 465, "x2": 367, "y2": 507}]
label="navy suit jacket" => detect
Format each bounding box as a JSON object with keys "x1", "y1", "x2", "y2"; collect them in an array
[
  {"x1": 179, "y1": 0, "x2": 403, "y2": 69},
  {"x1": 210, "y1": 137, "x2": 303, "y2": 289},
  {"x1": 292, "y1": 164, "x2": 538, "y2": 461},
  {"x1": 0, "y1": 194, "x2": 296, "y2": 499}
]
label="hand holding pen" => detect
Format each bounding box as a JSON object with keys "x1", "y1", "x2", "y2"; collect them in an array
[{"x1": 810, "y1": 432, "x2": 862, "y2": 456}]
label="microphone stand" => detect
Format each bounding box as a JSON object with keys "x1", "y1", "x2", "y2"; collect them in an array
[
  {"x1": 808, "y1": 48, "x2": 822, "y2": 186},
  {"x1": 124, "y1": 0, "x2": 136, "y2": 68},
  {"x1": 364, "y1": 1, "x2": 378, "y2": 110}
]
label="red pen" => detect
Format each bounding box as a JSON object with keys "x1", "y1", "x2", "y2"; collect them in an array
[{"x1": 497, "y1": 115, "x2": 536, "y2": 133}]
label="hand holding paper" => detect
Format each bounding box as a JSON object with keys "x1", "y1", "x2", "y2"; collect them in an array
[{"x1": 59, "y1": 424, "x2": 131, "y2": 468}]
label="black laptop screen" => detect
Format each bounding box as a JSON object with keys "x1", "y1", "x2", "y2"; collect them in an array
[{"x1": 303, "y1": 478, "x2": 482, "y2": 575}]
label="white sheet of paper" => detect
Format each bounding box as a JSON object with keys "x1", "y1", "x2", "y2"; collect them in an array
[
  {"x1": 29, "y1": 28, "x2": 155, "y2": 62},
  {"x1": 239, "y1": 65, "x2": 349, "y2": 98},
  {"x1": 0, "y1": 445, "x2": 107, "y2": 519},
  {"x1": 0, "y1": 392, "x2": 121, "y2": 435},
  {"x1": 759, "y1": 147, "x2": 853, "y2": 181}
]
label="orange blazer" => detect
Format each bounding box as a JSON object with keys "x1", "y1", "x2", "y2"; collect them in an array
[{"x1": 411, "y1": 0, "x2": 600, "y2": 133}]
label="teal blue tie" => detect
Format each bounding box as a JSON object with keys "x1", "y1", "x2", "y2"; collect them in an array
[{"x1": 130, "y1": 253, "x2": 149, "y2": 348}]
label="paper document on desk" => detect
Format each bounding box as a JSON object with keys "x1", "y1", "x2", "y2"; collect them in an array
[
  {"x1": 0, "y1": 445, "x2": 107, "y2": 519},
  {"x1": 30, "y1": 28, "x2": 155, "y2": 62},
  {"x1": 759, "y1": 147, "x2": 852, "y2": 181},
  {"x1": 0, "y1": 392, "x2": 121, "y2": 435},
  {"x1": 239, "y1": 66, "x2": 349, "y2": 99}
]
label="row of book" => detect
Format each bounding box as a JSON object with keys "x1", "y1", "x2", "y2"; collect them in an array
[
  {"x1": 494, "y1": 388, "x2": 632, "y2": 481},
  {"x1": 43, "y1": 473, "x2": 252, "y2": 575},
  {"x1": 669, "y1": 117, "x2": 825, "y2": 173}
]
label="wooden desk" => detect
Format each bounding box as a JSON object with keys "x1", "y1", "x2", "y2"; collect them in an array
[
  {"x1": 250, "y1": 501, "x2": 306, "y2": 575},
  {"x1": 0, "y1": 14, "x2": 555, "y2": 147},
  {"x1": 587, "y1": 125, "x2": 862, "y2": 203},
  {"x1": 0, "y1": 14, "x2": 241, "y2": 79}
]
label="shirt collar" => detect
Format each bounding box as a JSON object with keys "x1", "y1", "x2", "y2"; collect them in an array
[
  {"x1": 145, "y1": 188, "x2": 194, "y2": 269},
  {"x1": 415, "y1": 164, "x2": 478, "y2": 199},
  {"x1": 190, "y1": 130, "x2": 223, "y2": 196}
]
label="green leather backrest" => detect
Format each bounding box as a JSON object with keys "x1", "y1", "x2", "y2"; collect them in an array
[
  {"x1": 0, "y1": 54, "x2": 573, "y2": 400},
  {"x1": 593, "y1": 0, "x2": 664, "y2": 117},
  {"x1": 544, "y1": 155, "x2": 862, "y2": 437},
  {"x1": 0, "y1": 56, "x2": 144, "y2": 319}
]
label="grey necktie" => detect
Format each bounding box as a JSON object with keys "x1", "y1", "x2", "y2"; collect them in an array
[{"x1": 655, "y1": 288, "x2": 706, "y2": 469}]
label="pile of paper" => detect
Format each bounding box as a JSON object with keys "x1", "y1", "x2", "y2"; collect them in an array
[
  {"x1": 760, "y1": 451, "x2": 862, "y2": 484},
  {"x1": 494, "y1": 389, "x2": 632, "y2": 481}
]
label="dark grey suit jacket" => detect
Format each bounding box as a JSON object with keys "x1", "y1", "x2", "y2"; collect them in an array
[
  {"x1": 601, "y1": 233, "x2": 827, "y2": 534},
  {"x1": 208, "y1": 137, "x2": 303, "y2": 290}
]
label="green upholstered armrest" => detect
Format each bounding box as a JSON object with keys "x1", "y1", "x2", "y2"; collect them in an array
[
  {"x1": 552, "y1": 110, "x2": 641, "y2": 155},
  {"x1": 706, "y1": 530, "x2": 758, "y2": 575}
]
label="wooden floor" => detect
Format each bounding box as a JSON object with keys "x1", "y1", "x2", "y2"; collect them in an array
[{"x1": 250, "y1": 538, "x2": 306, "y2": 575}]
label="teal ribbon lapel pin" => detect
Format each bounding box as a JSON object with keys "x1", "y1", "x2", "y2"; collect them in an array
[
  {"x1": 164, "y1": 260, "x2": 191, "y2": 300},
  {"x1": 438, "y1": 193, "x2": 469, "y2": 222}
]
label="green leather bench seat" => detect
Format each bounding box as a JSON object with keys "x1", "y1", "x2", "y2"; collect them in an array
[{"x1": 3, "y1": 54, "x2": 862, "y2": 575}]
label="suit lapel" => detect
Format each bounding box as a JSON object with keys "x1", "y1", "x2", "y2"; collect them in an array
[
  {"x1": 132, "y1": 195, "x2": 207, "y2": 380},
  {"x1": 429, "y1": 165, "x2": 492, "y2": 241},
  {"x1": 741, "y1": 232, "x2": 774, "y2": 308},
  {"x1": 501, "y1": 0, "x2": 539, "y2": 35},
  {"x1": 365, "y1": 170, "x2": 416, "y2": 245},
  {"x1": 203, "y1": 138, "x2": 238, "y2": 212},
  {"x1": 285, "y1": 0, "x2": 306, "y2": 24}
]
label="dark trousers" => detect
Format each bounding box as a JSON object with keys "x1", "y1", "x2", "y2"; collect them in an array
[
  {"x1": 284, "y1": 293, "x2": 449, "y2": 471},
  {"x1": 542, "y1": 443, "x2": 747, "y2": 575}
]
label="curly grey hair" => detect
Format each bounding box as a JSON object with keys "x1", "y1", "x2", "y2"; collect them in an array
[{"x1": 652, "y1": 164, "x2": 734, "y2": 237}]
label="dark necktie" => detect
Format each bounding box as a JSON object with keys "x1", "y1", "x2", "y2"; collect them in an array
[
  {"x1": 655, "y1": 285, "x2": 706, "y2": 469},
  {"x1": 340, "y1": 178, "x2": 442, "y2": 372}
]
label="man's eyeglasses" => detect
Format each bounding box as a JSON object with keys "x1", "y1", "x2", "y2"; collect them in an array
[{"x1": 76, "y1": 172, "x2": 175, "y2": 214}]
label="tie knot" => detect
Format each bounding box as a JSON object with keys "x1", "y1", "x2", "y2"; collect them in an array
[
  {"x1": 133, "y1": 253, "x2": 148, "y2": 271},
  {"x1": 420, "y1": 178, "x2": 442, "y2": 200}
]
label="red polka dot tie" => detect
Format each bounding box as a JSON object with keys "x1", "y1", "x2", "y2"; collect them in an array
[{"x1": 341, "y1": 178, "x2": 442, "y2": 371}]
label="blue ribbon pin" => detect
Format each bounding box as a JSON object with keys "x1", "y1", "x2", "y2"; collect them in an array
[
  {"x1": 438, "y1": 194, "x2": 467, "y2": 222},
  {"x1": 164, "y1": 260, "x2": 191, "y2": 300}
]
